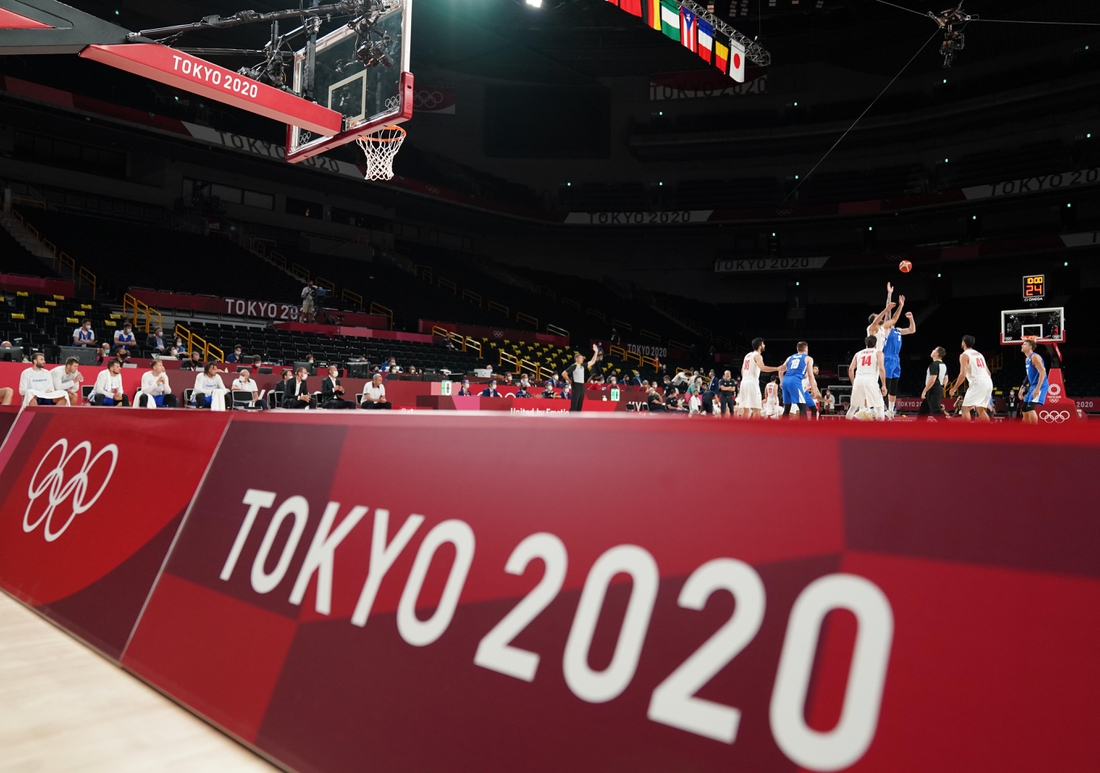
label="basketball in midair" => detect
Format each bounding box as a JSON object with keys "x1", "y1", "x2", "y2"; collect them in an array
[{"x1": 899, "y1": 260, "x2": 913, "y2": 273}]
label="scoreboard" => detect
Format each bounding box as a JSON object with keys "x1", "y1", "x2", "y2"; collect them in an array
[{"x1": 1023, "y1": 274, "x2": 1045, "y2": 302}]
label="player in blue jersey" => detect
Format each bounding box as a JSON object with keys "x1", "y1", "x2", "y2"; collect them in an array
[
  {"x1": 881, "y1": 295, "x2": 916, "y2": 417},
  {"x1": 777, "y1": 342, "x2": 820, "y2": 420},
  {"x1": 1018, "y1": 338, "x2": 1049, "y2": 425}
]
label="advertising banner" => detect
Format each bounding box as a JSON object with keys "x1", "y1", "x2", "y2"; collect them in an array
[
  {"x1": 414, "y1": 85, "x2": 457, "y2": 114},
  {"x1": 0, "y1": 409, "x2": 229, "y2": 657},
  {"x1": 118, "y1": 415, "x2": 1100, "y2": 773}
]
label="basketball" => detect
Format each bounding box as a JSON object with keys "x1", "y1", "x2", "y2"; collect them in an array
[{"x1": 899, "y1": 260, "x2": 913, "y2": 273}]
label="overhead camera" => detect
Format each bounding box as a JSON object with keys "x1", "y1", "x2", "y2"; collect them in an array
[{"x1": 354, "y1": 34, "x2": 393, "y2": 68}]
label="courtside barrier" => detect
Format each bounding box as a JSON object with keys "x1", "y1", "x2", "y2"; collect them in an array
[{"x1": 1, "y1": 409, "x2": 1098, "y2": 772}]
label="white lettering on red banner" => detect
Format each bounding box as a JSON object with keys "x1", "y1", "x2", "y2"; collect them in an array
[
  {"x1": 715, "y1": 258, "x2": 830, "y2": 273},
  {"x1": 564, "y1": 211, "x2": 713, "y2": 226}
]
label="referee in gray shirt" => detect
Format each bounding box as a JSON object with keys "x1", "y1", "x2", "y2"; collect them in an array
[
  {"x1": 562, "y1": 344, "x2": 600, "y2": 413},
  {"x1": 918, "y1": 347, "x2": 949, "y2": 420}
]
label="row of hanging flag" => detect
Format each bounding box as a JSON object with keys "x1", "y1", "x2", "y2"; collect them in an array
[{"x1": 605, "y1": 0, "x2": 748, "y2": 82}]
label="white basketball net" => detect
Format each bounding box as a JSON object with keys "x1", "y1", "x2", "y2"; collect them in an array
[{"x1": 355, "y1": 125, "x2": 407, "y2": 181}]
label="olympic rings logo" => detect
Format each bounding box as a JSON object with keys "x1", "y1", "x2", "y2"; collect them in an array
[
  {"x1": 1048, "y1": 383, "x2": 1062, "y2": 397},
  {"x1": 24, "y1": 439, "x2": 118, "y2": 542},
  {"x1": 1039, "y1": 410, "x2": 1071, "y2": 424},
  {"x1": 414, "y1": 89, "x2": 446, "y2": 108}
]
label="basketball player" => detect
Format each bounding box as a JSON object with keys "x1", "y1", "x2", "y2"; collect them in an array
[
  {"x1": 762, "y1": 376, "x2": 779, "y2": 419},
  {"x1": 949, "y1": 335, "x2": 993, "y2": 423},
  {"x1": 881, "y1": 296, "x2": 917, "y2": 416},
  {"x1": 777, "y1": 342, "x2": 820, "y2": 420},
  {"x1": 918, "y1": 347, "x2": 949, "y2": 420},
  {"x1": 735, "y1": 338, "x2": 782, "y2": 419},
  {"x1": 1019, "y1": 339, "x2": 1049, "y2": 425},
  {"x1": 847, "y1": 336, "x2": 887, "y2": 420},
  {"x1": 866, "y1": 283, "x2": 896, "y2": 352}
]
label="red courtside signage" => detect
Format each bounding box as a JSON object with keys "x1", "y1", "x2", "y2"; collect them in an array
[
  {"x1": 0, "y1": 408, "x2": 229, "y2": 657},
  {"x1": 118, "y1": 413, "x2": 1100, "y2": 773},
  {"x1": 78, "y1": 44, "x2": 342, "y2": 135}
]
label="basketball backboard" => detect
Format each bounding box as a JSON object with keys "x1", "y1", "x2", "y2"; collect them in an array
[
  {"x1": 286, "y1": 0, "x2": 413, "y2": 164},
  {"x1": 1000, "y1": 307, "x2": 1065, "y2": 345}
]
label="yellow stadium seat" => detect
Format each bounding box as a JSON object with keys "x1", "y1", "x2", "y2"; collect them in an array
[{"x1": 35, "y1": 306, "x2": 48, "y2": 313}]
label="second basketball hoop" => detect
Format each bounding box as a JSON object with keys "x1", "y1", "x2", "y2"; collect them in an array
[{"x1": 355, "y1": 125, "x2": 407, "y2": 181}]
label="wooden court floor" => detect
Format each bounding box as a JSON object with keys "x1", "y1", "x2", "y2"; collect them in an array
[{"x1": 0, "y1": 593, "x2": 278, "y2": 773}]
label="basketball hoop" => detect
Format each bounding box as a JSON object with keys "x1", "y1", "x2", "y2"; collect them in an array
[{"x1": 355, "y1": 125, "x2": 406, "y2": 181}]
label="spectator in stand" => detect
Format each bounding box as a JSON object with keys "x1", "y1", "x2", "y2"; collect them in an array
[
  {"x1": 321, "y1": 364, "x2": 355, "y2": 409},
  {"x1": 226, "y1": 345, "x2": 244, "y2": 364},
  {"x1": 457, "y1": 378, "x2": 474, "y2": 397},
  {"x1": 147, "y1": 326, "x2": 166, "y2": 354},
  {"x1": 272, "y1": 369, "x2": 294, "y2": 404},
  {"x1": 20, "y1": 352, "x2": 66, "y2": 405},
  {"x1": 561, "y1": 382, "x2": 572, "y2": 403},
  {"x1": 73, "y1": 319, "x2": 96, "y2": 347},
  {"x1": 304, "y1": 354, "x2": 317, "y2": 369},
  {"x1": 182, "y1": 350, "x2": 203, "y2": 371},
  {"x1": 174, "y1": 335, "x2": 187, "y2": 353},
  {"x1": 610, "y1": 328, "x2": 622, "y2": 347},
  {"x1": 662, "y1": 374, "x2": 673, "y2": 393},
  {"x1": 139, "y1": 360, "x2": 179, "y2": 408},
  {"x1": 360, "y1": 373, "x2": 391, "y2": 410},
  {"x1": 114, "y1": 322, "x2": 137, "y2": 349},
  {"x1": 503, "y1": 373, "x2": 514, "y2": 386},
  {"x1": 629, "y1": 371, "x2": 642, "y2": 386},
  {"x1": 282, "y1": 366, "x2": 316, "y2": 409},
  {"x1": 646, "y1": 386, "x2": 666, "y2": 412},
  {"x1": 301, "y1": 280, "x2": 318, "y2": 323},
  {"x1": 824, "y1": 389, "x2": 835, "y2": 415},
  {"x1": 251, "y1": 355, "x2": 264, "y2": 370},
  {"x1": 541, "y1": 379, "x2": 556, "y2": 399},
  {"x1": 515, "y1": 381, "x2": 533, "y2": 398},
  {"x1": 231, "y1": 367, "x2": 260, "y2": 409},
  {"x1": 192, "y1": 362, "x2": 227, "y2": 409},
  {"x1": 50, "y1": 357, "x2": 84, "y2": 406},
  {"x1": 90, "y1": 360, "x2": 129, "y2": 406},
  {"x1": 481, "y1": 379, "x2": 503, "y2": 398},
  {"x1": 113, "y1": 346, "x2": 131, "y2": 366}
]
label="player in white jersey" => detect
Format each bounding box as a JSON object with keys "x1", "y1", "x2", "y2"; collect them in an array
[
  {"x1": 846, "y1": 335, "x2": 887, "y2": 421},
  {"x1": 762, "y1": 377, "x2": 780, "y2": 418},
  {"x1": 866, "y1": 282, "x2": 896, "y2": 352},
  {"x1": 949, "y1": 335, "x2": 993, "y2": 422},
  {"x1": 735, "y1": 338, "x2": 782, "y2": 418}
]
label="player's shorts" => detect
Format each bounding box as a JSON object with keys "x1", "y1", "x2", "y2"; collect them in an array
[
  {"x1": 737, "y1": 380, "x2": 762, "y2": 410},
  {"x1": 885, "y1": 377, "x2": 900, "y2": 396},
  {"x1": 850, "y1": 375, "x2": 885, "y2": 411},
  {"x1": 884, "y1": 355, "x2": 901, "y2": 379},
  {"x1": 962, "y1": 378, "x2": 993, "y2": 408},
  {"x1": 35, "y1": 397, "x2": 54, "y2": 406},
  {"x1": 781, "y1": 379, "x2": 805, "y2": 406},
  {"x1": 1020, "y1": 382, "x2": 1049, "y2": 410}
]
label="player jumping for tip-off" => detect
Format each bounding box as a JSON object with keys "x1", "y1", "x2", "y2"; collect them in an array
[
  {"x1": 881, "y1": 295, "x2": 917, "y2": 417},
  {"x1": 1019, "y1": 338, "x2": 1049, "y2": 425},
  {"x1": 866, "y1": 282, "x2": 896, "y2": 352},
  {"x1": 949, "y1": 335, "x2": 993, "y2": 423}
]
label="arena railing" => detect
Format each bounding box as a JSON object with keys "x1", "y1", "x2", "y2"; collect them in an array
[
  {"x1": 341, "y1": 288, "x2": 364, "y2": 310},
  {"x1": 516, "y1": 312, "x2": 538, "y2": 330},
  {"x1": 11, "y1": 209, "x2": 98, "y2": 300},
  {"x1": 122, "y1": 293, "x2": 163, "y2": 334},
  {"x1": 173, "y1": 322, "x2": 224, "y2": 362},
  {"x1": 488, "y1": 301, "x2": 508, "y2": 317},
  {"x1": 369, "y1": 302, "x2": 393, "y2": 330},
  {"x1": 547, "y1": 323, "x2": 569, "y2": 339}
]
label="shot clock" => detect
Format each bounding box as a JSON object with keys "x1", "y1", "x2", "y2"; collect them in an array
[{"x1": 1023, "y1": 274, "x2": 1045, "y2": 302}]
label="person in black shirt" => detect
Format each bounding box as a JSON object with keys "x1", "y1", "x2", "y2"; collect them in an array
[
  {"x1": 918, "y1": 347, "x2": 949, "y2": 420},
  {"x1": 718, "y1": 369, "x2": 736, "y2": 417},
  {"x1": 1006, "y1": 386, "x2": 1019, "y2": 420},
  {"x1": 561, "y1": 344, "x2": 600, "y2": 413}
]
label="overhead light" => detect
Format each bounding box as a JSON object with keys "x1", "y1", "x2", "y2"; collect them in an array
[{"x1": 525, "y1": 0, "x2": 542, "y2": 7}]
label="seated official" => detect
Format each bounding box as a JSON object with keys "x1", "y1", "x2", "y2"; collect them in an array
[
  {"x1": 146, "y1": 326, "x2": 166, "y2": 353},
  {"x1": 360, "y1": 373, "x2": 391, "y2": 410},
  {"x1": 272, "y1": 369, "x2": 294, "y2": 402},
  {"x1": 480, "y1": 379, "x2": 502, "y2": 398},
  {"x1": 20, "y1": 352, "x2": 66, "y2": 405},
  {"x1": 231, "y1": 367, "x2": 261, "y2": 409},
  {"x1": 50, "y1": 357, "x2": 84, "y2": 406},
  {"x1": 561, "y1": 384, "x2": 572, "y2": 403},
  {"x1": 95, "y1": 343, "x2": 113, "y2": 366},
  {"x1": 139, "y1": 360, "x2": 180, "y2": 408},
  {"x1": 515, "y1": 384, "x2": 532, "y2": 398},
  {"x1": 91, "y1": 360, "x2": 130, "y2": 406},
  {"x1": 113, "y1": 322, "x2": 137, "y2": 350},
  {"x1": 646, "y1": 387, "x2": 667, "y2": 412},
  {"x1": 457, "y1": 378, "x2": 474, "y2": 396},
  {"x1": 541, "y1": 379, "x2": 556, "y2": 399},
  {"x1": 182, "y1": 351, "x2": 203, "y2": 371},
  {"x1": 226, "y1": 345, "x2": 244, "y2": 364},
  {"x1": 282, "y1": 367, "x2": 316, "y2": 409},
  {"x1": 192, "y1": 363, "x2": 227, "y2": 409},
  {"x1": 72, "y1": 319, "x2": 96, "y2": 347},
  {"x1": 321, "y1": 364, "x2": 355, "y2": 409},
  {"x1": 502, "y1": 373, "x2": 514, "y2": 387},
  {"x1": 113, "y1": 346, "x2": 132, "y2": 365}
]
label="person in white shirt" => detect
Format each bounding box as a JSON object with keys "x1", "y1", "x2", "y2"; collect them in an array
[
  {"x1": 192, "y1": 362, "x2": 227, "y2": 409},
  {"x1": 360, "y1": 373, "x2": 391, "y2": 410},
  {"x1": 139, "y1": 360, "x2": 179, "y2": 408},
  {"x1": 72, "y1": 318, "x2": 96, "y2": 347},
  {"x1": 50, "y1": 357, "x2": 84, "y2": 406},
  {"x1": 21, "y1": 352, "x2": 67, "y2": 405},
  {"x1": 91, "y1": 360, "x2": 130, "y2": 406},
  {"x1": 231, "y1": 367, "x2": 261, "y2": 409}
]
